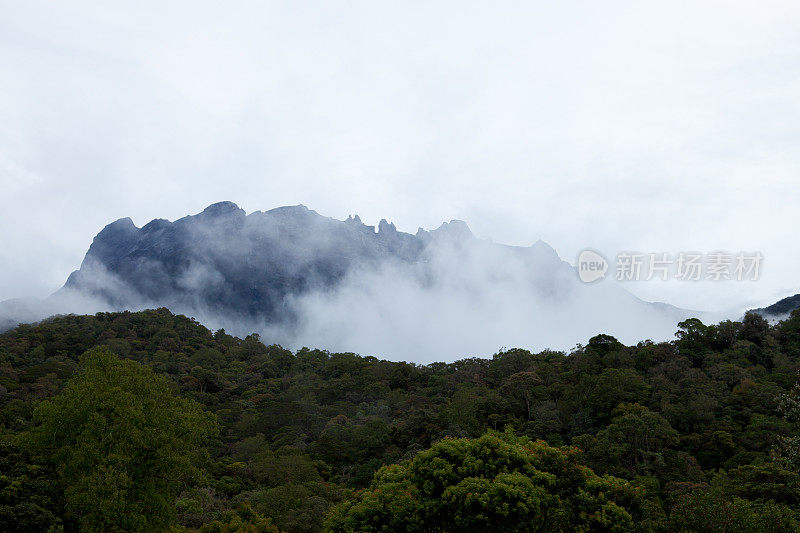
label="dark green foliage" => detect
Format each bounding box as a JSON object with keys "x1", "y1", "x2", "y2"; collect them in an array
[
  {"x1": 574, "y1": 403, "x2": 680, "y2": 479},
  {"x1": 324, "y1": 431, "x2": 661, "y2": 532},
  {"x1": 1, "y1": 307, "x2": 800, "y2": 531},
  {"x1": 0, "y1": 440, "x2": 64, "y2": 532},
  {"x1": 198, "y1": 503, "x2": 280, "y2": 532},
  {"x1": 28, "y1": 347, "x2": 219, "y2": 531},
  {"x1": 666, "y1": 482, "x2": 800, "y2": 532}
]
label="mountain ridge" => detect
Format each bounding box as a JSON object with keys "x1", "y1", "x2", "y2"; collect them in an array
[
  {"x1": 1, "y1": 202, "x2": 710, "y2": 359},
  {"x1": 752, "y1": 293, "x2": 800, "y2": 320}
]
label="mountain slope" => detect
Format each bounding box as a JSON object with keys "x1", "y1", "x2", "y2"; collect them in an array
[{"x1": 752, "y1": 293, "x2": 800, "y2": 320}]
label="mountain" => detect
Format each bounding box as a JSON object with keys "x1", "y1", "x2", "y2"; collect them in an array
[
  {"x1": 752, "y1": 293, "x2": 800, "y2": 320},
  {"x1": 62, "y1": 202, "x2": 480, "y2": 322},
  {"x1": 0, "y1": 202, "x2": 705, "y2": 360}
]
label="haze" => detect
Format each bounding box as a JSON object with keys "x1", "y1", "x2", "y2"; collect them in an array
[{"x1": 2, "y1": 1, "x2": 799, "y2": 318}]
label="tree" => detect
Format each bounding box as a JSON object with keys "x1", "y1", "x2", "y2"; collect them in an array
[
  {"x1": 501, "y1": 371, "x2": 542, "y2": 420},
  {"x1": 587, "y1": 334, "x2": 624, "y2": 356},
  {"x1": 28, "y1": 347, "x2": 219, "y2": 531},
  {"x1": 667, "y1": 485, "x2": 799, "y2": 532},
  {"x1": 575, "y1": 403, "x2": 679, "y2": 479},
  {"x1": 585, "y1": 368, "x2": 649, "y2": 425},
  {"x1": 199, "y1": 503, "x2": 280, "y2": 533},
  {"x1": 675, "y1": 318, "x2": 711, "y2": 365},
  {"x1": 0, "y1": 440, "x2": 63, "y2": 532},
  {"x1": 773, "y1": 380, "x2": 800, "y2": 470},
  {"x1": 324, "y1": 431, "x2": 661, "y2": 532},
  {"x1": 741, "y1": 312, "x2": 770, "y2": 347},
  {"x1": 728, "y1": 462, "x2": 800, "y2": 505}
]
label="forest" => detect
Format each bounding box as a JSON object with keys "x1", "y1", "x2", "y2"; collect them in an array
[{"x1": 1, "y1": 307, "x2": 799, "y2": 532}]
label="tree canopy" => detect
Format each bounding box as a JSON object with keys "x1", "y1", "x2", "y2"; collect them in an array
[
  {"x1": 324, "y1": 430, "x2": 659, "y2": 532},
  {"x1": 28, "y1": 346, "x2": 218, "y2": 531},
  {"x1": 1, "y1": 308, "x2": 800, "y2": 531}
]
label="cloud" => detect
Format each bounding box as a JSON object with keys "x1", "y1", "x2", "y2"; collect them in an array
[
  {"x1": 1, "y1": 204, "x2": 721, "y2": 362},
  {"x1": 1, "y1": 1, "x2": 799, "y2": 317},
  {"x1": 260, "y1": 232, "x2": 708, "y2": 362}
]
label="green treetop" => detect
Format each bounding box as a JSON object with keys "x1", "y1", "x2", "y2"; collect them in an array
[{"x1": 28, "y1": 346, "x2": 219, "y2": 532}]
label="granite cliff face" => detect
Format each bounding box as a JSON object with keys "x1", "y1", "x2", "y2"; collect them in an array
[
  {"x1": 65, "y1": 201, "x2": 408, "y2": 323},
  {"x1": 1, "y1": 202, "x2": 704, "y2": 360},
  {"x1": 62, "y1": 201, "x2": 572, "y2": 326}
]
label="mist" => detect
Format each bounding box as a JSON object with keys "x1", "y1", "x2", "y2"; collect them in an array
[
  {"x1": 266, "y1": 234, "x2": 710, "y2": 362},
  {"x1": 2, "y1": 2, "x2": 800, "y2": 316},
  {"x1": 0, "y1": 204, "x2": 718, "y2": 363}
]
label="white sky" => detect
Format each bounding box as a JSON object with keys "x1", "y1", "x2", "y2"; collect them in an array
[{"x1": 1, "y1": 1, "x2": 799, "y2": 313}]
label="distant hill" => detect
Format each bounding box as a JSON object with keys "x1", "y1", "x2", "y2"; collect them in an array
[{"x1": 752, "y1": 293, "x2": 800, "y2": 319}]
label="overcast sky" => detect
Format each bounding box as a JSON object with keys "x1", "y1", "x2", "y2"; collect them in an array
[{"x1": 2, "y1": 1, "x2": 799, "y2": 313}]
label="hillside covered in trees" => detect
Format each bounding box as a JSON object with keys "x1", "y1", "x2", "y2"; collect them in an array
[{"x1": 2, "y1": 308, "x2": 800, "y2": 531}]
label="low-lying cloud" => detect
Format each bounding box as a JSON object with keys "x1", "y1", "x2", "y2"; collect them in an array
[{"x1": 0, "y1": 207, "x2": 723, "y2": 363}]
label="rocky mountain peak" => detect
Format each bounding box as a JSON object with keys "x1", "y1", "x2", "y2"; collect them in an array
[{"x1": 201, "y1": 201, "x2": 245, "y2": 217}]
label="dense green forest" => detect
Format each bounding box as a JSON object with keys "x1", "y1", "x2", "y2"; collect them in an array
[{"x1": 1, "y1": 308, "x2": 800, "y2": 531}]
